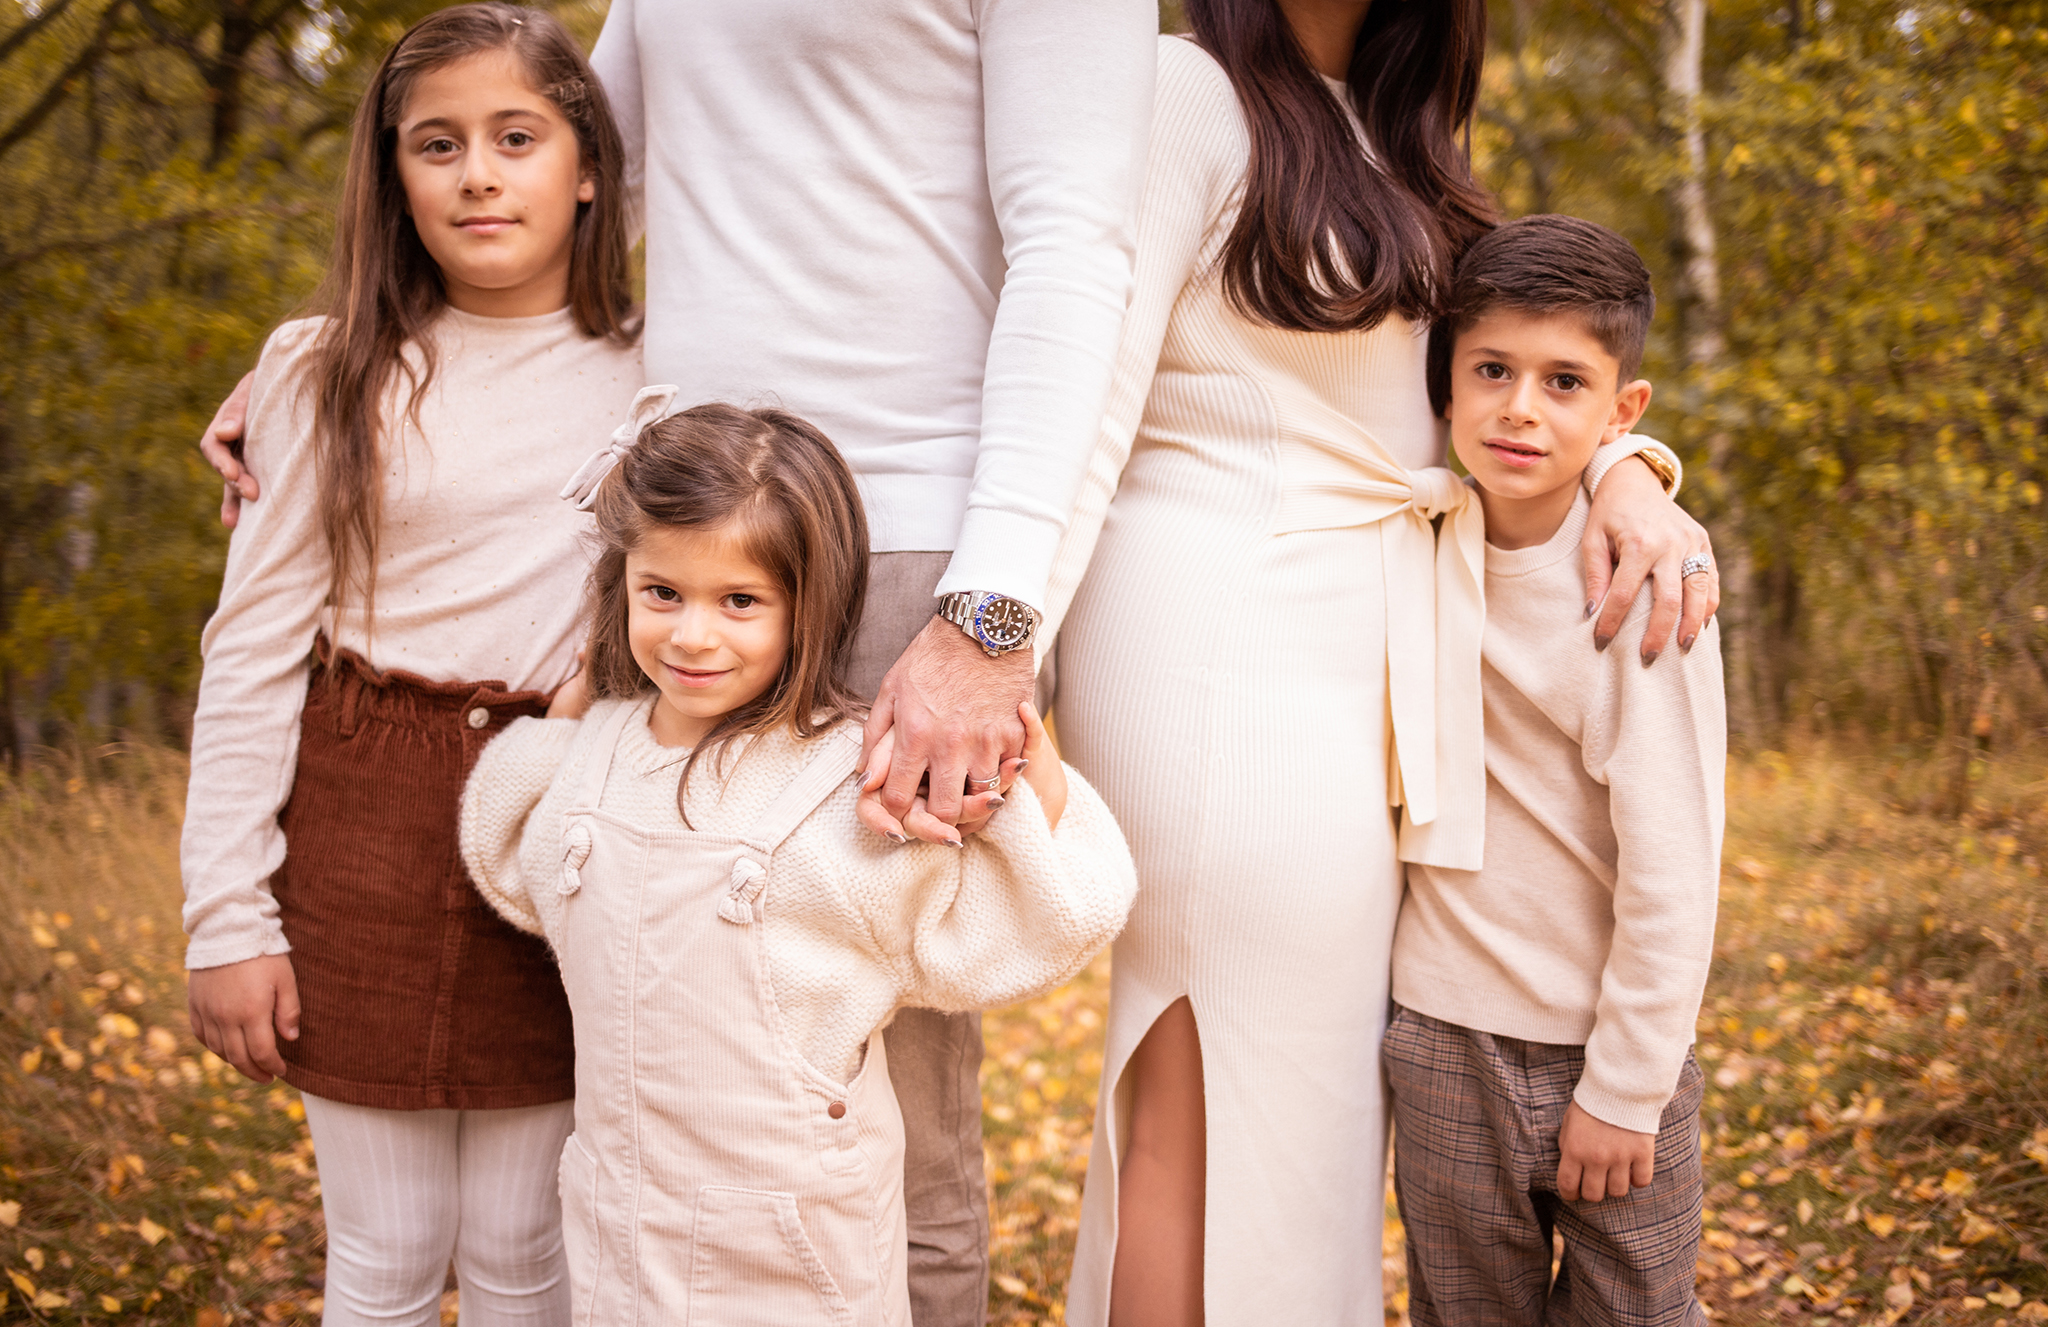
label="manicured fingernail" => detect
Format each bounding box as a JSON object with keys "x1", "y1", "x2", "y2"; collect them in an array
[
  {"x1": 1680, "y1": 634, "x2": 1696, "y2": 653},
  {"x1": 1642, "y1": 650, "x2": 1660, "y2": 668},
  {"x1": 1594, "y1": 634, "x2": 1613, "y2": 651},
  {"x1": 1585, "y1": 599, "x2": 1598, "y2": 620},
  {"x1": 887, "y1": 832, "x2": 907, "y2": 845},
  {"x1": 986, "y1": 796, "x2": 1005, "y2": 808},
  {"x1": 944, "y1": 838, "x2": 963, "y2": 849},
  {"x1": 1014, "y1": 758, "x2": 1030, "y2": 772}
]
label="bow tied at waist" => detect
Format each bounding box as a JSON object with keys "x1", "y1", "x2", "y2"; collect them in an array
[{"x1": 1271, "y1": 397, "x2": 1488, "y2": 871}]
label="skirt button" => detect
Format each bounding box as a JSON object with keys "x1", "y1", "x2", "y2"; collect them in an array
[
  {"x1": 827, "y1": 1101, "x2": 846, "y2": 1120},
  {"x1": 466, "y1": 707, "x2": 490, "y2": 730}
]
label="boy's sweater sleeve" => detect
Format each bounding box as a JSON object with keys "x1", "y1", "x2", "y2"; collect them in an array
[
  {"x1": 459, "y1": 714, "x2": 585, "y2": 941},
  {"x1": 1575, "y1": 616, "x2": 1727, "y2": 1133},
  {"x1": 859, "y1": 765, "x2": 1137, "y2": 1013}
]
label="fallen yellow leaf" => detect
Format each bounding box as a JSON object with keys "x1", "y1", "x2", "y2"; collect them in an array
[
  {"x1": 1781, "y1": 1274, "x2": 1812, "y2": 1297},
  {"x1": 1796, "y1": 1198, "x2": 1815, "y2": 1225},
  {"x1": 1989, "y1": 1285, "x2": 2023, "y2": 1309},
  {"x1": 136, "y1": 1216, "x2": 169, "y2": 1246},
  {"x1": 7, "y1": 1271, "x2": 34, "y2": 1297},
  {"x1": 32, "y1": 1291, "x2": 66, "y2": 1310},
  {"x1": 100, "y1": 1296, "x2": 122, "y2": 1313},
  {"x1": 1942, "y1": 1168, "x2": 1976, "y2": 1197},
  {"x1": 16, "y1": 1049, "x2": 40, "y2": 1074},
  {"x1": 1864, "y1": 1210, "x2": 1897, "y2": 1237},
  {"x1": 2015, "y1": 1302, "x2": 2048, "y2": 1321},
  {"x1": 1885, "y1": 1282, "x2": 1915, "y2": 1312},
  {"x1": 0, "y1": 1201, "x2": 16, "y2": 1228}
]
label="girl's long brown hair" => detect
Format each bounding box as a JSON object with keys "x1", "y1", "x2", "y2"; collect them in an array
[
  {"x1": 1187, "y1": 0, "x2": 1497, "y2": 333},
  {"x1": 582, "y1": 404, "x2": 870, "y2": 820},
  {"x1": 306, "y1": 3, "x2": 637, "y2": 622}
]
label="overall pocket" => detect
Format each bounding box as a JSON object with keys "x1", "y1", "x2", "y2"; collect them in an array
[
  {"x1": 688, "y1": 1186, "x2": 852, "y2": 1327},
  {"x1": 557, "y1": 1134, "x2": 601, "y2": 1327}
]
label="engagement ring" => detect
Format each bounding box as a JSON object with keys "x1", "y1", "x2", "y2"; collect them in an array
[{"x1": 1681, "y1": 553, "x2": 1713, "y2": 579}]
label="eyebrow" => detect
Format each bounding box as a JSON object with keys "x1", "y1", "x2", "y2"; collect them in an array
[
  {"x1": 404, "y1": 108, "x2": 550, "y2": 133},
  {"x1": 1463, "y1": 346, "x2": 1598, "y2": 374}
]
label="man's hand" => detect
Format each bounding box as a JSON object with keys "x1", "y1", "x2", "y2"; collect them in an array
[
  {"x1": 1556, "y1": 1101, "x2": 1656, "y2": 1202},
  {"x1": 187, "y1": 953, "x2": 300, "y2": 1083},
  {"x1": 200, "y1": 371, "x2": 259, "y2": 529},
  {"x1": 860, "y1": 616, "x2": 1033, "y2": 843},
  {"x1": 1582, "y1": 454, "x2": 1720, "y2": 666}
]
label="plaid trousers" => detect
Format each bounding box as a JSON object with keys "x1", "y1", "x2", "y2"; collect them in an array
[{"x1": 1385, "y1": 1005, "x2": 1707, "y2": 1327}]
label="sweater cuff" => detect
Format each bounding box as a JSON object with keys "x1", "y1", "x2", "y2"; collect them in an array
[
  {"x1": 1572, "y1": 1060, "x2": 1682, "y2": 1136},
  {"x1": 1584, "y1": 435, "x2": 1684, "y2": 502},
  {"x1": 934, "y1": 504, "x2": 1064, "y2": 613},
  {"x1": 184, "y1": 927, "x2": 291, "y2": 972}
]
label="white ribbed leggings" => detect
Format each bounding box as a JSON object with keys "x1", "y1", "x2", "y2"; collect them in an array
[{"x1": 301, "y1": 1094, "x2": 576, "y2": 1327}]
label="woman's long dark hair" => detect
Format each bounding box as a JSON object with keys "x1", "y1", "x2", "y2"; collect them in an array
[
  {"x1": 1187, "y1": 0, "x2": 1497, "y2": 333},
  {"x1": 307, "y1": 3, "x2": 638, "y2": 624}
]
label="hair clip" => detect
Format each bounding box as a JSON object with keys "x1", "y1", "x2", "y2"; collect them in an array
[{"x1": 560, "y1": 384, "x2": 681, "y2": 510}]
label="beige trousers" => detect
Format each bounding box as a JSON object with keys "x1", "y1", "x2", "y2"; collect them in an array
[{"x1": 848, "y1": 551, "x2": 990, "y2": 1327}]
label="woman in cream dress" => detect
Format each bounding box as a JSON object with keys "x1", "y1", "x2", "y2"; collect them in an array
[{"x1": 1043, "y1": 3, "x2": 1719, "y2": 1323}]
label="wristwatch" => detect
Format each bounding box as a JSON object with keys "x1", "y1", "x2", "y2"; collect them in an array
[{"x1": 936, "y1": 591, "x2": 1041, "y2": 657}]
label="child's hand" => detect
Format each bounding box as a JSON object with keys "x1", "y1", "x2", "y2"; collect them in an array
[
  {"x1": 1556, "y1": 1101, "x2": 1656, "y2": 1201},
  {"x1": 187, "y1": 954, "x2": 300, "y2": 1083},
  {"x1": 547, "y1": 658, "x2": 591, "y2": 720},
  {"x1": 1017, "y1": 702, "x2": 1067, "y2": 831}
]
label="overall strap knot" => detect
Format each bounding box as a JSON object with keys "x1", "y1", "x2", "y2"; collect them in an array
[
  {"x1": 718, "y1": 856, "x2": 768, "y2": 925},
  {"x1": 1406, "y1": 465, "x2": 1469, "y2": 522},
  {"x1": 559, "y1": 384, "x2": 682, "y2": 510},
  {"x1": 559, "y1": 821, "x2": 594, "y2": 896}
]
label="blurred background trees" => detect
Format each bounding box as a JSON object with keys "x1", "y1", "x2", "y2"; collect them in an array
[{"x1": 2, "y1": 0, "x2": 2043, "y2": 781}]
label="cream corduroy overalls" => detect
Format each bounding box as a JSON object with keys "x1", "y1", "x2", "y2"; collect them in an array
[{"x1": 553, "y1": 703, "x2": 910, "y2": 1326}]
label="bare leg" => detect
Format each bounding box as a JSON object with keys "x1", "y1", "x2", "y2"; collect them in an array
[{"x1": 1109, "y1": 996, "x2": 1206, "y2": 1327}]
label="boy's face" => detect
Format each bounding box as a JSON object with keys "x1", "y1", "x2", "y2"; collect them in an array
[{"x1": 1446, "y1": 309, "x2": 1651, "y2": 507}]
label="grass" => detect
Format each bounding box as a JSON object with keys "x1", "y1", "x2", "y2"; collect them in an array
[{"x1": 2, "y1": 740, "x2": 2045, "y2": 1325}]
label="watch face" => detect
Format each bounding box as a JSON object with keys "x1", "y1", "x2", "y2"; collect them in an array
[{"x1": 972, "y1": 596, "x2": 1037, "y2": 651}]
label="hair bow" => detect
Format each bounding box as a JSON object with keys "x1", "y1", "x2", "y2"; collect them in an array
[{"x1": 559, "y1": 384, "x2": 682, "y2": 510}]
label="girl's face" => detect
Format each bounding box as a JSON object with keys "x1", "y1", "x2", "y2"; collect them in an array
[
  {"x1": 395, "y1": 49, "x2": 593, "y2": 319},
  {"x1": 626, "y1": 523, "x2": 795, "y2": 749}
]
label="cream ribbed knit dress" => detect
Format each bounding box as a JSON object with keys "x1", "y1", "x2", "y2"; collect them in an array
[{"x1": 1046, "y1": 37, "x2": 1664, "y2": 1324}]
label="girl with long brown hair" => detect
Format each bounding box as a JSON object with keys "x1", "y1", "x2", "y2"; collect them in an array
[
  {"x1": 457, "y1": 399, "x2": 1135, "y2": 1323},
  {"x1": 1040, "y1": 1, "x2": 1722, "y2": 1322},
  {"x1": 177, "y1": 6, "x2": 639, "y2": 1320}
]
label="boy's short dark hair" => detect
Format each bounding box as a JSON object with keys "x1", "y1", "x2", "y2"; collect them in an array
[{"x1": 1426, "y1": 214, "x2": 1655, "y2": 416}]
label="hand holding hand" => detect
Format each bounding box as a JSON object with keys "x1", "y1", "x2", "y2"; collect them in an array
[
  {"x1": 860, "y1": 616, "x2": 1033, "y2": 843},
  {"x1": 1582, "y1": 454, "x2": 1719, "y2": 666},
  {"x1": 1016, "y1": 701, "x2": 1067, "y2": 831},
  {"x1": 200, "y1": 371, "x2": 259, "y2": 529},
  {"x1": 1556, "y1": 1100, "x2": 1656, "y2": 1202},
  {"x1": 186, "y1": 953, "x2": 300, "y2": 1083}
]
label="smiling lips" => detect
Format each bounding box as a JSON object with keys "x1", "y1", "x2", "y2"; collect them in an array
[
  {"x1": 456, "y1": 215, "x2": 516, "y2": 234},
  {"x1": 1483, "y1": 437, "x2": 1548, "y2": 469},
  {"x1": 665, "y1": 663, "x2": 729, "y2": 690}
]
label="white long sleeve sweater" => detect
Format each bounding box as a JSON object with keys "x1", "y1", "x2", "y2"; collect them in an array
[
  {"x1": 1395, "y1": 494, "x2": 1726, "y2": 1134},
  {"x1": 589, "y1": 0, "x2": 1156, "y2": 609},
  {"x1": 178, "y1": 309, "x2": 642, "y2": 970},
  {"x1": 459, "y1": 698, "x2": 1138, "y2": 1082}
]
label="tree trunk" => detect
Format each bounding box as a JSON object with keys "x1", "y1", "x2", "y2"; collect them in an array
[{"x1": 1659, "y1": 0, "x2": 1766, "y2": 739}]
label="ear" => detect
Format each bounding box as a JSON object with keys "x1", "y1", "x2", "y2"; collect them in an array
[
  {"x1": 577, "y1": 174, "x2": 596, "y2": 205},
  {"x1": 1603, "y1": 379, "x2": 1652, "y2": 444}
]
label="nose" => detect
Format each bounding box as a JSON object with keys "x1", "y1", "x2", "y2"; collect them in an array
[
  {"x1": 670, "y1": 602, "x2": 720, "y2": 654},
  {"x1": 459, "y1": 143, "x2": 502, "y2": 199},
  {"x1": 1501, "y1": 374, "x2": 1540, "y2": 426}
]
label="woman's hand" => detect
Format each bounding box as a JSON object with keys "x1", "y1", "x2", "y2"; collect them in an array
[
  {"x1": 547, "y1": 657, "x2": 592, "y2": 720},
  {"x1": 857, "y1": 725, "x2": 1018, "y2": 846},
  {"x1": 1582, "y1": 456, "x2": 1720, "y2": 665},
  {"x1": 200, "y1": 371, "x2": 260, "y2": 529},
  {"x1": 187, "y1": 953, "x2": 299, "y2": 1083}
]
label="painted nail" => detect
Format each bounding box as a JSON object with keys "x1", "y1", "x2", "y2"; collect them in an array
[
  {"x1": 1680, "y1": 634, "x2": 1696, "y2": 653},
  {"x1": 887, "y1": 832, "x2": 907, "y2": 845},
  {"x1": 1642, "y1": 650, "x2": 1660, "y2": 668},
  {"x1": 1584, "y1": 599, "x2": 1598, "y2": 620},
  {"x1": 1594, "y1": 634, "x2": 1613, "y2": 652},
  {"x1": 944, "y1": 838, "x2": 964, "y2": 849},
  {"x1": 1013, "y1": 758, "x2": 1030, "y2": 773},
  {"x1": 985, "y1": 796, "x2": 1005, "y2": 808}
]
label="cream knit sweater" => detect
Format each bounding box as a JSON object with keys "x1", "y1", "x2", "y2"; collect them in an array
[
  {"x1": 1395, "y1": 493, "x2": 1726, "y2": 1134},
  {"x1": 459, "y1": 697, "x2": 1138, "y2": 1082},
  {"x1": 180, "y1": 309, "x2": 641, "y2": 970}
]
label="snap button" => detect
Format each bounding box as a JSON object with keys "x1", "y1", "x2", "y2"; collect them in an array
[
  {"x1": 466, "y1": 707, "x2": 490, "y2": 730},
  {"x1": 827, "y1": 1101, "x2": 846, "y2": 1120}
]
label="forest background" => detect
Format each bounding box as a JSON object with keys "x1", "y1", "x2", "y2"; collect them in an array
[
  {"x1": 2, "y1": 0, "x2": 2046, "y2": 1323},
  {"x1": 2, "y1": 0, "x2": 2046, "y2": 769}
]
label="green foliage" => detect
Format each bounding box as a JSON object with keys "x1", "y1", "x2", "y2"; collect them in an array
[{"x1": 1477, "y1": 0, "x2": 2048, "y2": 759}]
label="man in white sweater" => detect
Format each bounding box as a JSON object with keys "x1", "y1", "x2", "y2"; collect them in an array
[
  {"x1": 199, "y1": 4, "x2": 1156, "y2": 1321},
  {"x1": 1390, "y1": 216, "x2": 1724, "y2": 1327}
]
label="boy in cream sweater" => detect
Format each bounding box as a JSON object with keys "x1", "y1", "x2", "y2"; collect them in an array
[{"x1": 1391, "y1": 214, "x2": 1725, "y2": 1327}]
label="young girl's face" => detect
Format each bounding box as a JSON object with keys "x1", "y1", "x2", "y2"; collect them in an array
[
  {"x1": 395, "y1": 48, "x2": 593, "y2": 319},
  {"x1": 626, "y1": 523, "x2": 795, "y2": 749}
]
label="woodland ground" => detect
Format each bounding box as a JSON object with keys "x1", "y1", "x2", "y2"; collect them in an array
[{"x1": 0, "y1": 740, "x2": 2043, "y2": 1326}]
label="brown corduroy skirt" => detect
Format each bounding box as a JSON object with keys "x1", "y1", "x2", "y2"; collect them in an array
[{"x1": 271, "y1": 642, "x2": 576, "y2": 1111}]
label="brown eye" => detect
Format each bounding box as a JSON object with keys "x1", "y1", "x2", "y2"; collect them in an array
[{"x1": 728, "y1": 594, "x2": 756, "y2": 610}]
